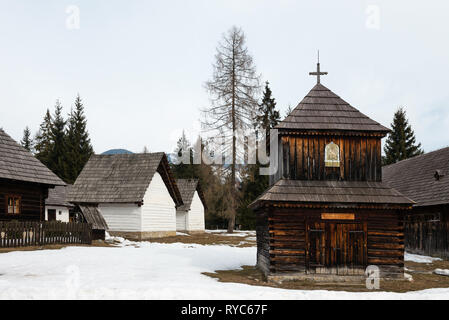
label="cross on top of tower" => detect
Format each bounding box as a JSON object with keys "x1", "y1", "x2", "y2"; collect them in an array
[{"x1": 309, "y1": 51, "x2": 328, "y2": 84}]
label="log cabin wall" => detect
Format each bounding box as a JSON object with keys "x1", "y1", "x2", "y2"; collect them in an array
[
  {"x1": 273, "y1": 133, "x2": 382, "y2": 183},
  {"x1": 404, "y1": 204, "x2": 449, "y2": 259},
  {"x1": 366, "y1": 209, "x2": 405, "y2": 278},
  {"x1": 0, "y1": 178, "x2": 47, "y2": 221},
  {"x1": 258, "y1": 206, "x2": 405, "y2": 278},
  {"x1": 256, "y1": 207, "x2": 270, "y2": 275}
]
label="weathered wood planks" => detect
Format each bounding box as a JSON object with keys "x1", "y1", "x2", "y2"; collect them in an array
[
  {"x1": 256, "y1": 207, "x2": 405, "y2": 278},
  {"x1": 280, "y1": 135, "x2": 382, "y2": 182},
  {"x1": 0, "y1": 220, "x2": 92, "y2": 247}
]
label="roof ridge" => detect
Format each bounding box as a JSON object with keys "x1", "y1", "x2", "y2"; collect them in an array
[
  {"x1": 383, "y1": 146, "x2": 449, "y2": 168},
  {"x1": 276, "y1": 84, "x2": 389, "y2": 133},
  {"x1": 94, "y1": 151, "x2": 165, "y2": 157},
  {"x1": 68, "y1": 151, "x2": 183, "y2": 206},
  {"x1": 0, "y1": 128, "x2": 65, "y2": 186}
]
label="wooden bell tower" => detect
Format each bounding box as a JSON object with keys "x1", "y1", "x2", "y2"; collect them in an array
[{"x1": 251, "y1": 58, "x2": 413, "y2": 281}]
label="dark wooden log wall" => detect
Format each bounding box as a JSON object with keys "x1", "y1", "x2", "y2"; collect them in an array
[
  {"x1": 275, "y1": 134, "x2": 382, "y2": 182},
  {"x1": 404, "y1": 205, "x2": 449, "y2": 259},
  {"x1": 0, "y1": 179, "x2": 47, "y2": 221},
  {"x1": 256, "y1": 207, "x2": 405, "y2": 278},
  {"x1": 256, "y1": 207, "x2": 270, "y2": 275},
  {"x1": 267, "y1": 208, "x2": 306, "y2": 274},
  {"x1": 366, "y1": 210, "x2": 405, "y2": 278}
]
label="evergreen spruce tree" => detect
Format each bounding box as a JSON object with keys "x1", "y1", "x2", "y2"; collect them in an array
[
  {"x1": 34, "y1": 109, "x2": 53, "y2": 167},
  {"x1": 171, "y1": 131, "x2": 196, "y2": 179},
  {"x1": 384, "y1": 107, "x2": 424, "y2": 165},
  {"x1": 48, "y1": 100, "x2": 67, "y2": 180},
  {"x1": 65, "y1": 94, "x2": 94, "y2": 184},
  {"x1": 255, "y1": 81, "x2": 280, "y2": 152},
  {"x1": 20, "y1": 126, "x2": 34, "y2": 152}
]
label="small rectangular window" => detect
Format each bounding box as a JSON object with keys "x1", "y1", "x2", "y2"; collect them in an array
[{"x1": 6, "y1": 195, "x2": 21, "y2": 214}]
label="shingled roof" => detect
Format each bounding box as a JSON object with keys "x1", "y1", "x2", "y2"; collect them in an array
[
  {"x1": 176, "y1": 179, "x2": 206, "y2": 212},
  {"x1": 46, "y1": 185, "x2": 74, "y2": 207},
  {"x1": 383, "y1": 147, "x2": 449, "y2": 207},
  {"x1": 250, "y1": 179, "x2": 414, "y2": 209},
  {"x1": 78, "y1": 205, "x2": 108, "y2": 230},
  {"x1": 67, "y1": 153, "x2": 183, "y2": 206},
  {"x1": 276, "y1": 83, "x2": 389, "y2": 133},
  {"x1": 0, "y1": 128, "x2": 65, "y2": 186}
]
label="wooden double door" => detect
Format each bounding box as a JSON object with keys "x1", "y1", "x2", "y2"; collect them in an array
[{"x1": 306, "y1": 221, "x2": 367, "y2": 272}]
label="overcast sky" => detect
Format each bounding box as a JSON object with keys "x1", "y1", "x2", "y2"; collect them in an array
[{"x1": 1, "y1": 0, "x2": 448, "y2": 154}]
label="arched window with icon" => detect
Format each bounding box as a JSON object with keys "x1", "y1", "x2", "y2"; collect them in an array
[{"x1": 325, "y1": 141, "x2": 340, "y2": 167}]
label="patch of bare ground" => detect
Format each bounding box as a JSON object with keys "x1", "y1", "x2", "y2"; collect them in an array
[
  {"x1": 0, "y1": 232, "x2": 256, "y2": 252},
  {"x1": 0, "y1": 240, "x2": 114, "y2": 254},
  {"x1": 147, "y1": 232, "x2": 256, "y2": 248},
  {"x1": 204, "y1": 259, "x2": 449, "y2": 293}
]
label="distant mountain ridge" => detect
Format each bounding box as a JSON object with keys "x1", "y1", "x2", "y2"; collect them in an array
[{"x1": 101, "y1": 149, "x2": 133, "y2": 155}]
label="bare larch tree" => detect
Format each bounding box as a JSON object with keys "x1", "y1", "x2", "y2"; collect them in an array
[{"x1": 202, "y1": 26, "x2": 261, "y2": 233}]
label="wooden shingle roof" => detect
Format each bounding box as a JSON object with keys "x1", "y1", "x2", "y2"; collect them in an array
[
  {"x1": 383, "y1": 147, "x2": 449, "y2": 207},
  {"x1": 78, "y1": 205, "x2": 108, "y2": 230},
  {"x1": 46, "y1": 185, "x2": 74, "y2": 207},
  {"x1": 250, "y1": 179, "x2": 414, "y2": 209},
  {"x1": 0, "y1": 128, "x2": 65, "y2": 186},
  {"x1": 68, "y1": 153, "x2": 183, "y2": 206},
  {"x1": 176, "y1": 179, "x2": 206, "y2": 211},
  {"x1": 276, "y1": 83, "x2": 389, "y2": 133}
]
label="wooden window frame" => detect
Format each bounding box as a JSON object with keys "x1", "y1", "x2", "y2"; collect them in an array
[
  {"x1": 5, "y1": 194, "x2": 22, "y2": 215},
  {"x1": 325, "y1": 141, "x2": 340, "y2": 167}
]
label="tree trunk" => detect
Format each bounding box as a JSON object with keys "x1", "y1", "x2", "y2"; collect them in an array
[{"x1": 227, "y1": 41, "x2": 237, "y2": 234}]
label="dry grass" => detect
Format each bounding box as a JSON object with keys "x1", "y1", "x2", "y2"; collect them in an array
[
  {"x1": 143, "y1": 231, "x2": 256, "y2": 248},
  {"x1": 204, "y1": 259, "x2": 449, "y2": 293},
  {"x1": 0, "y1": 231, "x2": 256, "y2": 253},
  {"x1": 0, "y1": 240, "x2": 114, "y2": 254}
]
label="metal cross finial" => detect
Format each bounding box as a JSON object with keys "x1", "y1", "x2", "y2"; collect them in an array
[{"x1": 309, "y1": 51, "x2": 328, "y2": 84}]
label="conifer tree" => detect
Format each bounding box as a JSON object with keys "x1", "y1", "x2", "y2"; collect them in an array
[
  {"x1": 34, "y1": 109, "x2": 53, "y2": 166},
  {"x1": 171, "y1": 131, "x2": 196, "y2": 179},
  {"x1": 65, "y1": 94, "x2": 94, "y2": 184},
  {"x1": 48, "y1": 100, "x2": 67, "y2": 180},
  {"x1": 384, "y1": 107, "x2": 424, "y2": 165},
  {"x1": 202, "y1": 26, "x2": 261, "y2": 232},
  {"x1": 20, "y1": 126, "x2": 33, "y2": 152},
  {"x1": 255, "y1": 81, "x2": 280, "y2": 154}
]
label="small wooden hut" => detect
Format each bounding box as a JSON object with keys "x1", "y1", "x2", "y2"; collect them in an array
[
  {"x1": 45, "y1": 185, "x2": 74, "y2": 222},
  {"x1": 68, "y1": 152, "x2": 183, "y2": 240},
  {"x1": 250, "y1": 64, "x2": 414, "y2": 281},
  {"x1": 383, "y1": 147, "x2": 449, "y2": 259},
  {"x1": 176, "y1": 179, "x2": 206, "y2": 233},
  {"x1": 0, "y1": 128, "x2": 65, "y2": 221}
]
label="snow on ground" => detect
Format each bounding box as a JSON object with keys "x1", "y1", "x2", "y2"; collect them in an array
[
  {"x1": 405, "y1": 252, "x2": 442, "y2": 264},
  {"x1": 0, "y1": 243, "x2": 449, "y2": 299},
  {"x1": 434, "y1": 269, "x2": 449, "y2": 276}
]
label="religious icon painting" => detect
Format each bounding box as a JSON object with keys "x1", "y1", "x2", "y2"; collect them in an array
[{"x1": 325, "y1": 141, "x2": 340, "y2": 167}]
